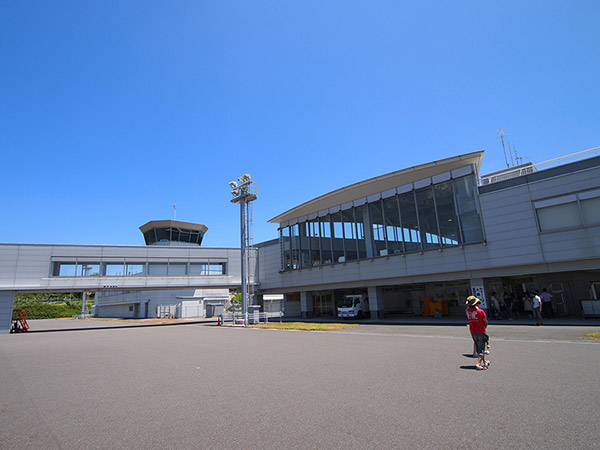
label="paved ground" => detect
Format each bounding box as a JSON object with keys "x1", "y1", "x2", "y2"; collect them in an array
[{"x1": 1, "y1": 319, "x2": 599, "y2": 449}]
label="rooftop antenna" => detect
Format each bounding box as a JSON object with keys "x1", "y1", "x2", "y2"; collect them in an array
[
  {"x1": 498, "y1": 128, "x2": 510, "y2": 168},
  {"x1": 173, "y1": 203, "x2": 176, "y2": 220},
  {"x1": 507, "y1": 141, "x2": 515, "y2": 166},
  {"x1": 513, "y1": 145, "x2": 528, "y2": 165}
]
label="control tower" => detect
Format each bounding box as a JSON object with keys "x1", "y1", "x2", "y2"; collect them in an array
[{"x1": 139, "y1": 220, "x2": 209, "y2": 246}]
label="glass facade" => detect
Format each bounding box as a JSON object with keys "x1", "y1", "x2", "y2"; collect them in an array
[
  {"x1": 279, "y1": 174, "x2": 484, "y2": 271},
  {"x1": 142, "y1": 227, "x2": 205, "y2": 246}
]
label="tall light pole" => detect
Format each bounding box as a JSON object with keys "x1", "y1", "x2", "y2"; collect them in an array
[{"x1": 229, "y1": 174, "x2": 257, "y2": 326}]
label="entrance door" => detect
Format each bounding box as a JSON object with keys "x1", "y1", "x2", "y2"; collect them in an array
[
  {"x1": 550, "y1": 283, "x2": 568, "y2": 316},
  {"x1": 312, "y1": 294, "x2": 333, "y2": 317}
]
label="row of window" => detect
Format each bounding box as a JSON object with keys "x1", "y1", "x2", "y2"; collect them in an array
[
  {"x1": 51, "y1": 262, "x2": 227, "y2": 277},
  {"x1": 280, "y1": 174, "x2": 484, "y2": 270},
  {"x1": 535, "y1": 189, "x2": 600, "y2": 232}
]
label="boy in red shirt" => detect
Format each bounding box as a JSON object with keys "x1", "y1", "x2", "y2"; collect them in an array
[{"x1": 466, "y1": 296, "x2": 489, "y2": 370}]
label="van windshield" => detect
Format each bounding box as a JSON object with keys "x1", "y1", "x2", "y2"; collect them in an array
[{"x1": 337, "y1": 298, "x2": 353, "y2": 308}]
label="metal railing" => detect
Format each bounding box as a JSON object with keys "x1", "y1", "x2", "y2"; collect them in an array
[
  {"x1": 218, "y1": 311, "x2": 284, "y2": 326},
  {"x1": 480, "y1": 146, "x2": 600, "y2": 186}
]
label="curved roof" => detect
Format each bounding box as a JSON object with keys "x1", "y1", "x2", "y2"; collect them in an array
[{"x1": 269, "y1": 151, "x2": 484, "y2": 224}]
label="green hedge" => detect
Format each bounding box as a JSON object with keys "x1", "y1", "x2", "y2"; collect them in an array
[{"x1": 13, "y1": 301, "x2": 92, "y2": 319}]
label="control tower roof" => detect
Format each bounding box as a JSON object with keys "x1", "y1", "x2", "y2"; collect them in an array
[{"x1": 139, "y1": 220, "x2": 208, "y2": 246}]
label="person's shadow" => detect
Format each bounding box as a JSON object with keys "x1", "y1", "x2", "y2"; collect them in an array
[{"x1": 460, "y1": 354, "x2": 482, "y2": 370}]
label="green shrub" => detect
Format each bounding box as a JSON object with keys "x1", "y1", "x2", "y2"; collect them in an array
[{"x1": 13, "y1": 301, "x2": 92, "y2": 319}]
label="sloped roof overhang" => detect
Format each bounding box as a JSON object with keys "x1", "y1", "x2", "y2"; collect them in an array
[
  {"x1": 269, "y1": 151, "x2": 484, "y2": 225},
  {"x1": 139, "y1": 220, "x2": 208, "y2": 235}
]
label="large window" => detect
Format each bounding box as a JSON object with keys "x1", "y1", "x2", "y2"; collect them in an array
[
  {"x1": 453, "y1": 175, "x2": 484, "y2": 243},
  {"x1": 189, "y1": 263, "x2": 226, "y2": 275},
  {"x1": 383, "y1": 196, "x2": 403, "y2": 254},
  {"x1": 299, "y1": 223, "x2": 311, "y2": 268},
  {"x1": 342, "y1": 208, "x2": 358, "y2": 261},
  {"x1": 399, "y1": 192, "x2": 421, "y2": 252},
  {"x1": 148, "y1": 263, "x2": 168, "y2": 276},
  {"x1": 355, "y1": 205, "x2": 368, "y2": 259},
  {"x1": 434, "y1": 182, "x2": 460, "y2": 246},
  {"x1": 290, "y1": 224, "x2": 300, "y2": 269},
  {"x1": 104, "y1": 263, "x2": 125, "y2": 276},
  {"x1": 52, "y1": 263, "x2": 76, "y2": 277},
  {"x1": 320, "y1": 216, "x2": 333, "y2": 265},
  {"x1": 535, "y1": 189, "x2": 600, "y2": 232},
  {"x1": 125, "y1": 264, "x2": 145, "y2": 276},
  {"x1": 76, "y1": 263, "x2": 100, "y2": 277},
  {"x1": 308, "y1": 220, "x2": 321, "y2": 267},
  {"x1": 416, "y1": 187, "x2": 440, "y2": 250},
  {"x1": 169, "y1": 263, "x2": 187, "y2": 276},
  {"x1": 281, "y1": 227, "x2": 291, "y2": 270},
  {"x1": 369, "y1": 200, "x2": 387, "y2": 256},
  {"x1": 279, "y1": 173, "x2": 484, "y2": 270},
  {"x1": 331, "y1": 212, "x2": 345, "y2": 263}
]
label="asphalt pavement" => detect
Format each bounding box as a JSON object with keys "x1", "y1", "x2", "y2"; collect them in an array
[{"x1": 1, "y1": 319, "x2": 599, "y2": 449}]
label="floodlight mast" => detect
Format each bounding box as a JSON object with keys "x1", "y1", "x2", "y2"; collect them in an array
[{"x1": 229, "y1": 175, "x2": 257, "y2": 326}]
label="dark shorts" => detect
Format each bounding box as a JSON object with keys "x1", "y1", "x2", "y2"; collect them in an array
[{"x1": 471, "y1": 333, "x2": 486, "y2": 356}]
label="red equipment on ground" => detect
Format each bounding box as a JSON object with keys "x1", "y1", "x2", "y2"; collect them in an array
[{"x1": 11, "y1": 309, "x2": 30, "y2": 333}]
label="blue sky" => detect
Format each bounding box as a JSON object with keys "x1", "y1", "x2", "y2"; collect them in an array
[{"x1": 1, "y1": 1, "x2": 598, "y2": 247}]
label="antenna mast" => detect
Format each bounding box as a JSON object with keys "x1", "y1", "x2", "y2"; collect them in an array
[
  {"x1": 507, "y1": 141, "x2": 515, "y2": 166},
  {"x1": 498, "y1": 128, "x2": 510, "y2": 168}
]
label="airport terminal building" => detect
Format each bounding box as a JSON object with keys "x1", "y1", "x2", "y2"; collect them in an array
[
  {"x1": 255, "y1": 150, "x2": 600, "y2": 319},
  {"x1": 1, "y1": 149, "x2": 600, "y2": 332}
]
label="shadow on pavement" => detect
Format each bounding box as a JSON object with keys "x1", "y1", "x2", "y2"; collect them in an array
[{"x1": 22, "y1": 321, "x2": 217, "y2": 334}]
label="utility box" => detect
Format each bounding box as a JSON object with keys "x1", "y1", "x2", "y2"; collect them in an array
[
  {"x1": 248, "y1": 305, "x2": 261, "y2": 324},
  {"x1": 206, "y1": 303, "x2": 225, "y2": 318}
]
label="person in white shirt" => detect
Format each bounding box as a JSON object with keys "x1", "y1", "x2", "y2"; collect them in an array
[{"x1": 531, "y1": 291, "x2": 543, "y2": 326}]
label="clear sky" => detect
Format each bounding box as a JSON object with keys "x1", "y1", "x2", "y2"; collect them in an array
[{"x1": 1, "y1": 1, "x2": 598, "y2": 248}]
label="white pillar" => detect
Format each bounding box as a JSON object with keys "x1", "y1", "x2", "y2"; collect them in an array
[
  {"x1": 80, "y1": 291, "x2": 88, "y2": 317},
  {"x1": 0, "y1": 291, "x2": 16, "y2": 334},
  {"x1": 300, "y1": 292, "x2": 313, "y2": 319},
  {"x1": 367, "y1": 286, "x2": 384, "y2": 320}
]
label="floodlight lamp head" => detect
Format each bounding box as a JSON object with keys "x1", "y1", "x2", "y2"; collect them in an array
[
  {"x1": 237, "y1": 174, "x2": 251, "y2": 183},
  {"x1": 231, "y1": 188, "x2": 240, "y2": 197},
  {"x1": 228, "y1": 181, "x2": 238, "y2": 189}
]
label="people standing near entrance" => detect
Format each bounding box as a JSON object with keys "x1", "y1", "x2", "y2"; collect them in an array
[
  {"x1": 466, "y1": 296, "x2": 489, "y2": 370},
  {"x1": 503, "y1": 292, "x2": 514, "y2": 320},
  {"x1": 491, "y1": 292, "x2": 500, "y2": 320},
  {"x1": 510, "y1": 293, "x2": 520, "y2": 319},
  {"x1": 531, "y1": 291, "x2": 543, "y2": 326},
  {"x1": 540, "y1": 288, "x2": 554, "y2": 318}
]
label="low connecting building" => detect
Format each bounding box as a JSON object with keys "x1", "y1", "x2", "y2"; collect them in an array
[
  {"x1": 0, "y1": 220, "x2": 241, "y2": 331},
  {"x1": 1, "y1": 149, "x2": 600, "y2": 332}
]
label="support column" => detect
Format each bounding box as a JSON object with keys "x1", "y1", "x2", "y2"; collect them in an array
[
  {"x1": 300, "y1": 292, "x2": 313, "y2": 319},
  {"x1": 0, "y1": 291, "x2": 16, "y2": 334},
  {"x1": 80, "y1": 291, "x2": 88, "y2": 317},
  {"x1": 367, "y1": 286, "x2": 384, "y2": 320}
]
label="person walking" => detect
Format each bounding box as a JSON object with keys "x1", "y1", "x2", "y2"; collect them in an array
[
  {"x1": 531, "y1": 291, "x2": 543, "y2": 326},
  {"x1": 540, "y1": 288, "x2": 554, "y2": 318},
  {"x1": 466, "y1": 296, "x2": 489, "y2": 370}
]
